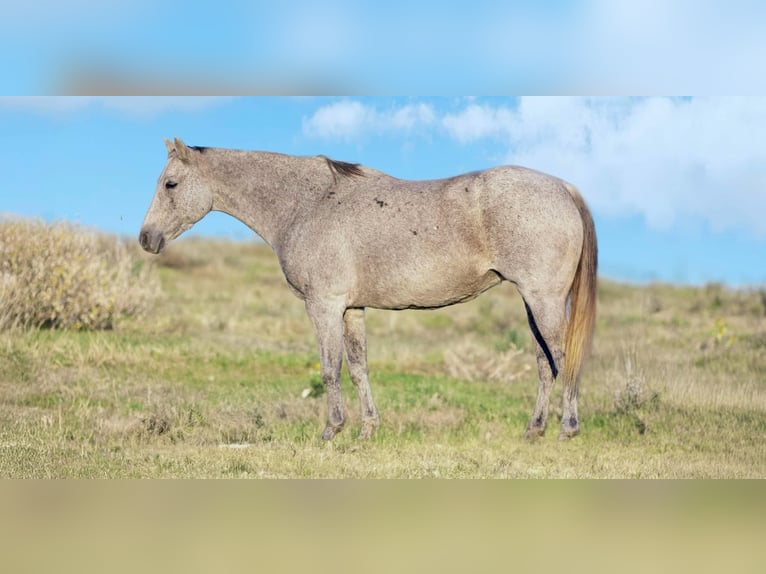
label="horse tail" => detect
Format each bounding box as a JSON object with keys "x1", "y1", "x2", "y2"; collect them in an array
[{"x1": 562, "y1": 183, "x2": 598, "y2": 397}]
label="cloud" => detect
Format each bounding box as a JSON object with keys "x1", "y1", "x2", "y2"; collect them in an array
[
  {"x1": 302, "y1": 100, "x2": 435, "y2": 140},
  {"x1": 442, "y1": 104, "x2": 516, "y2": 143},
  {"x1": 0, "y1": 96, "x2": 236, "y2": 116},
  {"x1": 304, "y1": 97, "x2": 766, "y2": 237},
  {"x1": 496, "y1": 97, "x2": 766, "y2": 236}
]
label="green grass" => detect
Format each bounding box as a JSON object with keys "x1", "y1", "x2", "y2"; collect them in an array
[{"x1": 1, "y1": 239, "x2": 764, "y2": 478}]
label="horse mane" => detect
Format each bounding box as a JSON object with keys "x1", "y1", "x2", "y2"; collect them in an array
[
  {"x1": 322, "y1": 156, "x2": 365, "y2": 180},
  {"x1": 189, "y1": 145, "x2": 209, "y2": 153}
]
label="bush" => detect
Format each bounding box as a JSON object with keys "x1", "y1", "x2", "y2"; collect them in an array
[{"x1": 0, "y1": 219, "x2": 160, "y2": 330}]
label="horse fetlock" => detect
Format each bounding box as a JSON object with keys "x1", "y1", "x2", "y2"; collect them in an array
[
  {"x1": 524, "y1": 408, "x2": 548, "y2": 440},
  {"x1": 558, "y1": 415, "x2": 580, "y2": 441}
]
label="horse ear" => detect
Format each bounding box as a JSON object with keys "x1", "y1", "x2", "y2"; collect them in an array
[
  {"x1": 164, "y1": 137, "x2": 174, "y2": 155},
  {"x1": 174, "y1": 137, "x2": 190, "y2": 163}
]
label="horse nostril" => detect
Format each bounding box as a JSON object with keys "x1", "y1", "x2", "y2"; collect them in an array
[{"x1": 139, "y1": 231, "x2": 150, "y2": 250}]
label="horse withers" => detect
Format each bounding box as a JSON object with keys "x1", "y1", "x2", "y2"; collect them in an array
[{"x1": 140, "y1": 137, "x2": 597, "y2": 441}]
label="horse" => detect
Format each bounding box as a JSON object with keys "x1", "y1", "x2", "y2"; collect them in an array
[{"x1": 140, "y1": 137, "x2": 597, "y2": 441}]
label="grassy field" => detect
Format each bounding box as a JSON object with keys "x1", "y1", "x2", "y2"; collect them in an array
[{"x1": 1, "y1": 238, "x2": 764, "y2": 478}]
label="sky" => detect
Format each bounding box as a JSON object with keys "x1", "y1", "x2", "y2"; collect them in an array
[
  {"x1": 2, "y1": 1, "x2": 766, "y2": 93},
  {"x1": 1, "y1": 96, "x2": 765, "y2": 287},
  {"x1": 1, "y1": 2, "x2": 765, "y2": 286}
]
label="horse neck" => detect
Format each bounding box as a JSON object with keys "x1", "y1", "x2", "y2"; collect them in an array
[{"x1": 207, "y1": 150, "x2": 329, "y2": 246}]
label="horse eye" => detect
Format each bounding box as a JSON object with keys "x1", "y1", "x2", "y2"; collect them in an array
[{"x1": 165, "y1": 181, "x2": 178, "y2": 189}]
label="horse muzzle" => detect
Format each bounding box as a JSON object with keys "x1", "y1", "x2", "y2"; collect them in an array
[{"x1": 139, "y1": 227, "x2": 166, "y2": 254}]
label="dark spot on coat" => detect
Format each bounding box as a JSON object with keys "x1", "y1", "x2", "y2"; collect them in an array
[
  {"x1": 465, "y1": 187, "x2": 470, "y2": 192},
  {"x1": 535, "y1": 413, "x2": 544, "y2": 427},
  {"x1": 412, "y1": 230, "x2": 418, "y2": 236},
  {"x1": 569, "y1": 416, "x2": 577, "y2": 428},
  {"x1": 375, "y1": 198, "x2": 388, "y2": 208}
]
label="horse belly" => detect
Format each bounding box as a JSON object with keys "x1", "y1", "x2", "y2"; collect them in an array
[{"x1": 354, "y1": 259, "x2": 502, "y2": 310}]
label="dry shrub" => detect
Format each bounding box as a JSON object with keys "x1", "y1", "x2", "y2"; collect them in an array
[
  {"x1": 614, "y1": 349, "x2": 659, "y2": 413},
  {"x1": 0, "y1": 219, "x2": 160, "y2": 330}
]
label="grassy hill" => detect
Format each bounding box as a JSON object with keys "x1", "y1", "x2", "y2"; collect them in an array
[{"x1": 1, "y1": 237, "x2": 764, "y2": 477}]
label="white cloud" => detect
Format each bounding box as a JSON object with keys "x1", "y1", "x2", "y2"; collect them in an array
[
  {"x1": 0, "y1": 96, "x2": 236, "y2": 116},
  {"x1": 304, "y1": 97, "x2": 766, "y2": 237},
  {"x1": 302, "y1": 100, "x2": 371, "y2": 140},
  {"x1": 442, "y1": 104, "x2": 516, "y2": 143},
  {"x1": 498, "y1": 97, "x2": 766, "y2": 236},
  {"x1": 302, "y1": 100, "x2": 435, "y2": 140},
  {"x1": 390, "y1": 103, "x2": 436, "y2": 131}
]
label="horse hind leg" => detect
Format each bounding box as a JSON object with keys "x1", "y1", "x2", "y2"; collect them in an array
[
  {"x1": 559, "y1": 351, "x2": 581, "y2": 441},
  {"x1": 521, "y1": 294, "x2": 567, "y2": 439},
  {"x1": 343, "y1": 308, "x2": 380, "y2": 439}
]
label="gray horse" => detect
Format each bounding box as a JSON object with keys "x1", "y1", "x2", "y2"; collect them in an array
[{"x1": 140, "y1": 137, "x2": 597, "y2": 441}]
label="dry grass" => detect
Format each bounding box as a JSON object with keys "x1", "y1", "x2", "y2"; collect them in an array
[
  {"x1": 0, "y1": 219, "x2": 160, "y2": 330},
  {"x1": 0, "y1": 237, "x2": 764, "y2": 478}
]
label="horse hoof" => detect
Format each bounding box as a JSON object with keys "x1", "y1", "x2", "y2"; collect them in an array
[
  {"x1": 558, "y1": 429, "x2": 580, "y2": 441},
  {"x1": 321, "y1": 424, "x2": 343, "y2": 441}
]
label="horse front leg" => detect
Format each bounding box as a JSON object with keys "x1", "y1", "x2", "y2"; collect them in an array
[
  {"x1": 343, "y1": 308, "x2": 379, "y2": 439},
  {"x1": 305, "y1": 297, "x2": 346, "y2": 441}
]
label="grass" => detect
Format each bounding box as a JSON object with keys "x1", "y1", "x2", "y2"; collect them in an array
[{"x1": 0, "y1": 238, "x2": 764, "y2": 478}]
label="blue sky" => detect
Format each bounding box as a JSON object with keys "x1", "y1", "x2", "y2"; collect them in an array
[
  {"x1": 1, "y1": 96, "x2": 765, "y2": 287},
  {"x1": 3, "y1": 1, "x2": 766, "y2": 93}
]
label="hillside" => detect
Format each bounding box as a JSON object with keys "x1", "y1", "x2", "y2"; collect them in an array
[{"x1": 1, "y1": 238, "x2": 764, "y2": 477}]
